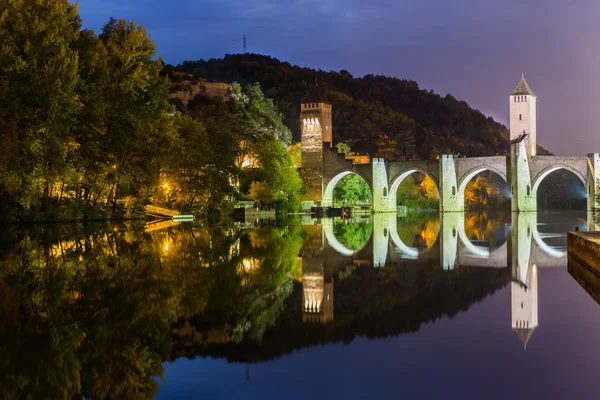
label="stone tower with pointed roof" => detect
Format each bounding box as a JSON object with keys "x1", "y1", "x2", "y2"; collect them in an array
[
  {"x1": 300, "y1": 84, "x2": 333, "y2": 204},
  {"x1": 510, "y1": 75, "x2": 537, "y2": 156}
]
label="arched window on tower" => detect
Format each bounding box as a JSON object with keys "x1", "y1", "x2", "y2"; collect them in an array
[
  {"x1": 519, "y1": 114, "x2": 522, "y2": 120},
  {"x1": 383, "y1": 187, "x2": 387, "y2": 197},
  {"x1": 452, "y1": 186, "x2": 456, "y2": 196},
  {"x1": 527, "y1": 185, "x2": 531, "y2": 196}
]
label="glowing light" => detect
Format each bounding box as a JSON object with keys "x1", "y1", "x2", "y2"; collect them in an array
[
  {"x1": 164, "y1": 243, "x2": 169, "y2": 252},
  {"x1": 163, "y1": 183, "x2": 169, "y2": 189},
  {"x1": 533, "y1": 263, "x2": 537, "y2": 278}
]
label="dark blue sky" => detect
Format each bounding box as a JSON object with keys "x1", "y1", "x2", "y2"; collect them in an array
[{"x1": 79, "y1": 0, "x2": 600, "y2": 155}]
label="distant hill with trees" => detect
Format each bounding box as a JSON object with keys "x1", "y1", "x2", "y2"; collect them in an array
[{"x1": 168, "y1": 53, "x2": 527, "y2": 159}]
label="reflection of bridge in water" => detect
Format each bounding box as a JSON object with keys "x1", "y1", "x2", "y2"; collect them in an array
[{"x1": 301, "y1": 212, "x2": 592, "y2": 347}]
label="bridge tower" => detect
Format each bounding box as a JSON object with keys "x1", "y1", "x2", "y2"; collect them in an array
[
  {"x1": 509, "y1": 76, "x2": 537, "y2": 212},
  {"x1": 510, "y1": 75, "x2": 537, "y2": 156},
  {"x1": 300, "y1": 85, "x2": 333, "y2": 206}
]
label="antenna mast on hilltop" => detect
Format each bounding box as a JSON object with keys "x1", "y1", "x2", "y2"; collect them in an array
[{"x1": 243, "y1": 34, "x2": 247, "y2": 61}]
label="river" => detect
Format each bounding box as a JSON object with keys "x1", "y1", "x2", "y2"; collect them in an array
[{"x1": 0, "y1": 210, "x2": 598, "y2": 399}]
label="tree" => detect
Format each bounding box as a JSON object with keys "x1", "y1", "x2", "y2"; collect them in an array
[
  {"x1": 76, "y1": 18, "x2": 174, "y2": 215},
  {"x1": 420, "y1": 175, "x2": 439, "y2": 199},
  {"x1": 288, "y1": 142, "x2": 301, "y2": 168},
  {"x1": 333, "y1": 174, "x2": 372, "y2": 206},
  {"x1": 376, "y1": 134, "x2": 399, "y2": 160},
  {"x1": 464, "y1": 175, "x2": 507, "y2": 210},
  {"x1": 248, "y1": 181, "x2": 274, "y2": 205},
  {"x1": 252, "y1": 136, "x2": 304, "y2": 211},
  {"x1": 335, "y1": 142, "x2": 353, "y2": 156},
  {"x1": 0, "y1": 0, "x2": 81, "y2": 207}
]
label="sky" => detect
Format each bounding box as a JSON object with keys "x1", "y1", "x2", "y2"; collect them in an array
[{"x1": 78, "y1": 0, "x2": 600, "y2": 156}]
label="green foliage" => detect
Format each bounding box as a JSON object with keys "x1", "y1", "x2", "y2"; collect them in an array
[
  {"x1": 0, "y1": 0, "x2": 81, "y2": 209},
  {"x1": 333, "y1": 174, "x2": 372, "y2": 206},
  {"x1": 184, "y1": 82, "x2": 303, "y2": 212},
  {"x1": 396, "y1": 175, "x2": 439, "y2": 209},
  {"x1": 1, "y1": 6, "x2": 303, "y2": 221},
  {"x1": 335, "y1": 142, "x2": 353, "y2": 156},
  {"x1": 288, "y1": 142, "x2": 302, "y2": 167},
  {"x1": 253, "y1": 136, "x2": 304, "y2": 211},
  {"x1": 333, "y1": 220, "x2": 373, "y2": 250},
  {"x1": 0, "y1": 4, "x2": 176, "y2": 221}
]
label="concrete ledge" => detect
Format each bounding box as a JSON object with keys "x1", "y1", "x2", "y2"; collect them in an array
[{"x1": 567, "y1": 231, "x2": 600, "y2": 270}]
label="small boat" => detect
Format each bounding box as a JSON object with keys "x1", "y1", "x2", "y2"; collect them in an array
[{"x1": 172, "y1": 214, "x2": 195, "y2": 222}]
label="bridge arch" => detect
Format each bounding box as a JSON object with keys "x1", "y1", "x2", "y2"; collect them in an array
[
  {"x1": 531, "y1": 164, "x2": 587, "y2": 195},
  {"x1": 457, "y1": 165, "x2": 508, "y2": 210},
  {"x1": 389, "y1": 168, "x2": 440, "y2": 198},
  {"x1": 324, "y1": 224, "x2": 367, "y2": 256},
  {"x1": 458, "y1": 165, "x2": 507, "y2": 197},
  {"x1": 323, "y1": 170, "x2": 373, "y2": 208}
]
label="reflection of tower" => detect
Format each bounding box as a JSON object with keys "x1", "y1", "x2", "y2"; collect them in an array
[
  {"x1": 510, "y1": 213, "x2": 538, "y2": 349},
  {"x1": 301, "y1": 223, "x2": 334, "y2": 324},
  {"x1": 303, "y1": 276, "x2": 334, "y2": 324},
  {"x1": 511, "y1": 264, "x2": 538, "y2": 349}
]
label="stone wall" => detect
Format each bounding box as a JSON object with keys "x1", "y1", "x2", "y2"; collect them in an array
[{"x1": 170, "y1": 72, "x2": 230, "y2": 104}]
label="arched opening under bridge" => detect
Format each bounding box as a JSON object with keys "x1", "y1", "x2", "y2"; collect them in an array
[
  {"x1": 324, "y1": 171, "x2": 372, "y2": 208},
  {"x1": 390, "y1": 169, "x2": 440, "y2": 212},
  {"x1": 459, "y1": 169, "x2": 510, "y2": 211},
  {"x1": 533, "y1": 166, "x2": 587, "y2": 210}
]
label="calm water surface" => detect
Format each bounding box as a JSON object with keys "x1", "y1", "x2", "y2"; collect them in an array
[{"x1": 1, "y1": 211, "x2": 599, "y2": 399}]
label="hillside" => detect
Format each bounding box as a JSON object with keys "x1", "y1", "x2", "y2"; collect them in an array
[{"x1": 167, "y1": 53, "x2": 512, "y2": 159}]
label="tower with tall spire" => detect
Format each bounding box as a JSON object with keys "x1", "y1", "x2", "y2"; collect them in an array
[{"x1": 510, "y1": 75, "x2": 537, "y2": 156}]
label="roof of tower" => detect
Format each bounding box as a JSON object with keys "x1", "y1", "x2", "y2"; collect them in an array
[
  {"x1": 302, "y1": 84, "x2": 329, "y2": 104},
  {"x1": 511, "y1": 76, "x2": 535, "y2": 96},
  {"x1": 514, "y1": 327, "x2": 537, "y2": 349}
]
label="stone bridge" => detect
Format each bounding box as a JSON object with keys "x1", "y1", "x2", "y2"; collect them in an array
[
  {"x1": 300, "y1": 76, "x2": 599, "y2": 213},
  {"x1": 315, "y1": 142, "x2": 600, "y2": 213}
]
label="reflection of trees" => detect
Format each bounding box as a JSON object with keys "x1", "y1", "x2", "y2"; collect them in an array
[
  {"x1": 397, "y1": 213, "x2": 440, "y2": 248},
  {"x1": 464, "y1": 212, "x2": 510, "y2": 247},
  {"x1": 0, "y1": 225, "x2": 169, "y2": 398},
  {"x1": 0, "y1": 218, "x2": 304, "y2": 398},
  {"x1": 332, "y1": 220, "x2": 373, "y2": 250}
]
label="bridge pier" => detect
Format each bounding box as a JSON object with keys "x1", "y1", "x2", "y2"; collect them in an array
[
  {"x1": 587, "y1": 153, "x2": 600, "y2": 211},
  {"x1": 439, "y1": 155, "x2": 461, "y2": 212},
  {"x1": 372, "y1": 158, "x2": 395, "y2": 213},
  {"x1": 510, "y1": 138, "x2": 536, "y2": 212}
]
